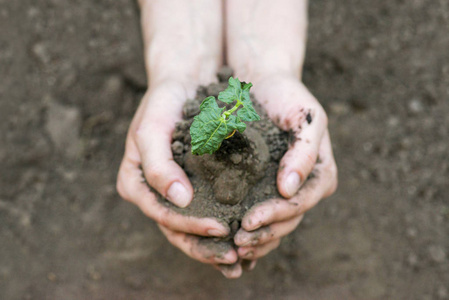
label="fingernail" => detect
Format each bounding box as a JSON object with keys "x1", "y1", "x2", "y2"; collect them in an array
[
  {"x1": 284, "y1": 172, "x2": 300, "y2": 197},
  {"x1": 243, "y1": 216, "x2": 262, "y2": 231},
  {"x1": 167, "y1": 182, "x2": 191, "y2": 208},
  {"x1": 207, "y1": 228, "x2": 227, "y2": 237},
  {"x1": 239, "y1": 239, "x2": 252, "y2": 247}
]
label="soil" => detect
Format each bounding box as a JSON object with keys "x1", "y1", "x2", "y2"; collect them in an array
[
  {"x1": 1, "y1": 0, "x2": 449, "y2": 300},
  {"x1": 160, "y1": 74, "x2": 288, "y2": 228}
]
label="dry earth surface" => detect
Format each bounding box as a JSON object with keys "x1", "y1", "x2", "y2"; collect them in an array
[{"x1": 1, "y1": 0, "x2": 448, "y2": 299}]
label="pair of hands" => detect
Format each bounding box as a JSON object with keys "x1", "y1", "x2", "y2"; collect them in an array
[{"x1": 117, "y1": 0, "x2": 337, "y2": 278}]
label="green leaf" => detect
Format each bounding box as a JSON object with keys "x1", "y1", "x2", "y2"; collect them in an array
[
  {"x1": 241, "y1": 82, "x2": 253, "y2": 105},
  {"x1": 190, "y1": 98, "x2": 227, "y2": 155},
  {"x1": 227, "y1": 115, "x2": 247, "y2": 133},
  {"x1": 237, "y1": 82, "x2": 260, "y2": 122},
  {"x1": 237, "y1": 105, "x2": 260, "y2": 122},
  {"x1": 218, "y1": 77, "x2": 242, "y2": 104},
  {"x1": 200, "y1": 96, "x2": 218, "y2": 111},
  {"x1": 189, "y1": 77, "x2": 260, "y2": 155}
]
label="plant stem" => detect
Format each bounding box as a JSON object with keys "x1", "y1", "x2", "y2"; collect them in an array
[{"x1": 223, "y1": 100, "x2": 242, "y2": 119}]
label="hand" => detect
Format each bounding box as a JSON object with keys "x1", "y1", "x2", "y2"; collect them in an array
[
  {"x1": 117, "y1": 79, "x2": 240, "y2": 272},
  {"x1": 225, "y1": 0, "x2": 337, "y2": 268},
  {"x1": 233, "y1": 74, "x2": 338, "y2": 262},
  {"x1": 117, "y1": 0, "x2": 239, "y2": 276}
]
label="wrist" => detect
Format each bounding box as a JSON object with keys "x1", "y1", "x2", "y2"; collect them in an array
[
  {"x1": 139, "y1": 0, "x2": 223, "y2": 87},
  {"x1": 227, "y1": 44, "x2": 306, "y2": 83},
  {"x1": 233, "y1": 67, "x2": 302, "y2": 89},
  {"x1": 146, "y1": 53, "x2": 221, "y2": 88}
]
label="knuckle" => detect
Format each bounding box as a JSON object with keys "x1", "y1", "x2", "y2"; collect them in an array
[
  {"x1": 304, "y1": 149, "x2": 318, "y2": 166},
  {"x1": 144, "y1": 163, "x2": 165, "y2": 181},
  {"x1": 289, "y1": 146, "x2": 318, "y2": 181},
  {"x1": 134, "y1": 124, "x2": 150, "y2": 141},
  {"x1": 296, "y1": 149, "x2": 318, "y2": 180},
  {"x1": 290, "y1": 201, "x2": 302, "y2": 216}
]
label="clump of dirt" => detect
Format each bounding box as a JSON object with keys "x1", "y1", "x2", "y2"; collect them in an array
[{"x1": 161, "y1": 68, "x2": 289, "y2": 229}]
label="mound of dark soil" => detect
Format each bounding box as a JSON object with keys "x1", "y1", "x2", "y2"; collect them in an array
[{"x1": 159, "y1": 68, "x2": 289, "y2": 232}]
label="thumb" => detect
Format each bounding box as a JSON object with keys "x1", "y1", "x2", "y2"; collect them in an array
[
  {"x1": 277, "y1": 104, "x2": 327, "y2": 198},
  {"x1": 134, "y1": 87, "x2": 194, "y2": 208}
]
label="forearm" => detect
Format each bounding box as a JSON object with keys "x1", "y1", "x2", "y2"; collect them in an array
[
  {"x1": 226, "y1": 0, "x2": 308, "y2": 80},
  {"x1": 139, "y1": 0, "x2": 223, "y2": 86}
]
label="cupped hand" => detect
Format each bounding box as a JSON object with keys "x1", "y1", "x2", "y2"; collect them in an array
[
  {"x1": 233, "y1": 74, "x2": 338, "y2": 262},
  {"x1": 117, "y1": 79, "x2": 239, "y2": 272}
]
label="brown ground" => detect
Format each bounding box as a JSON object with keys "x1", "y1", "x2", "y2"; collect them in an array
[{"x1": 1, "y1": 0, "x2": 448, "y2": 299}]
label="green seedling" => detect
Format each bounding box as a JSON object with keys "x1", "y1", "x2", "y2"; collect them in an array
[{"x1": 190, "y1": 77, "x2": 261, "y2": 155}]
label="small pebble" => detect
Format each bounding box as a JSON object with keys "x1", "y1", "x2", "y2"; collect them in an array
[
  {"x1": 408, "y1": 98, "x2": 424, "y2": 114},
  {"x1": 47, "y1": 272, "x2": 57, "y2": 282},
  {"x1": 230, "y1": 220, "x2": 240, "y2": 234},
  {"x1": 428, "y1": 245, "x2": 446, "y2": 263},
  {"x1": 329, "y1": 103, "x2": 350, "y2": 116},
  {"x1": 183, "y1": 134, "x2": 191, "y2": 145},
  {"x1": 407, "y1": 253, "x2": 418, "y2": 267},
  {"x1": 183, "y1": 99, "x2": 200, "y2": 118},
  {"x1": 438, "y1": 286, "x2": 448, "y2": 299},
  {"x1": 171, "y1": 141, "x2": 184, "y2": 155},
  {"x1": 230, "y1": 153, "x2": 242, "y2": 164},
  {"x1": 173, "y1": 155, "x2": 183, "y2": 167},
  {"x1": 387, "y1": 116, "x2": 400, "y2": 127},
  {"x1": 406, "y1": 228, "x2": 417, "y2": 239},
  {"x1": 32, "y1": 42, "x2": 51, "y2": 64},
  {"x1": 263, "y1": 186, "x2": 272, "y2": 195},
  {"x1": 206, "y1": 83, "x2": 227, "y2": 97}
]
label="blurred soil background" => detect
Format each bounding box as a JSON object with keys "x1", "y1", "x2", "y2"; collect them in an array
[{"x1": 0, "y1": 0, "x2": 448, "y2": 299}]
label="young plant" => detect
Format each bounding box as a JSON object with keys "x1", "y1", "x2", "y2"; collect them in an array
[{"x1": 190, "y1": 77, "x2": 260, "y2": 155}]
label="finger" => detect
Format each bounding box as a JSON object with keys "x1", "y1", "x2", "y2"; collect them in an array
[
  {"x1": 135, "y1": 86, "x2": 194, "y2": 208},
  {"x1": 215, "y1": 262, "x2": 243, "y2": 279},
  {"x1": 159, "y1": 225, "x2": 238, "y2": 265},
  {"x1": 238, "y1": 239, "x2": 281, "y2": 260},
  {"x1": 241, "y1": 131, "x2": 337, "y2": 231},
  {"x1": 235, "y1": 215, "x2": 303, "y2": 247},
  {"x1": 117, "y1": 149, "x2": 230, "y2": 237}
]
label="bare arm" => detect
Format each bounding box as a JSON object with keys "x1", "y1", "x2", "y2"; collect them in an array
[
  {"x1": 118, "y1": 0, "x2": 240, "y2": 276},
  {"x1": 139, "y1": 0, "x2": 223, "y2": 86},
  {"x1": 226, "y1": 0, "x2": 308, "y2": 81},
  {"x1": 226, "y1": 0, "x2": 338, "y2": 266}
]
